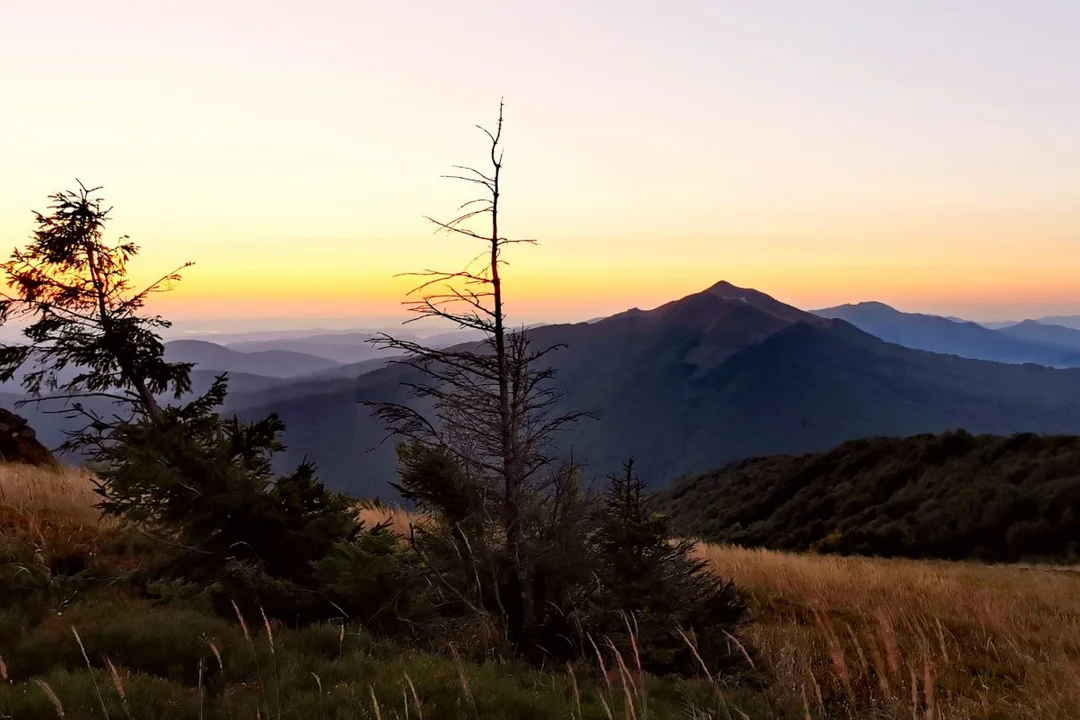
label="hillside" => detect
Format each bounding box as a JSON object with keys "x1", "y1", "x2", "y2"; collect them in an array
[
  {"x1": 226, "y1": 329, "x2": 485, "y2": 365},
  {"x1": 997, "y1": 319, "x2": 1080, "y2": 351},
  {"x1": 812, "y1": 301, "x2": 1080, "y2": 366},
  {"x1": 223, "y1": 281, "x2": 1080, "y2": 497},
  {"x1": 1, "y1": 370, "x2": 283, "y2": 454},
  {"x1": 225, "y1": 333, "x2": 393, "y2": 365},
  {"x1": 1037, "y1": 314, "x2": 1080, "y2": 330},
  {"x1": 164, "y1": 339, "x2": 343, "y2": 377},
  {"x1": 658, "y1": 431, "x2": 1080, "y2": 562},
  {"x1": 11, "y1": 282, "x2": 1080, "y2": 497}
]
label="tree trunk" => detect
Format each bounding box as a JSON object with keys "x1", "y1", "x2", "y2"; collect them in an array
[
  {"x1": 86, "y1": 241, "x2": 162, "y2": 422},
  {"x1": 130, "y1": 375, "x2": 162, "y2": 421},
  {"x1": 490, "y1": 159, "x2": 534, "y2": 648}
]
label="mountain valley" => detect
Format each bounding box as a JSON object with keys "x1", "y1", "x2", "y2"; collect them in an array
[{"x1": 9, "y1": 281, "x2": 1080, "y2": 499}]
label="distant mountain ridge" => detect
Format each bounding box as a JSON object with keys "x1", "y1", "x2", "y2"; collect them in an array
[
  {"x1": 10, "y1": 282, "x2": 1080, "y2": 499},
  {"x1": 220, "y1": 281, "x2": 1080, "y2": 496},
  {"x1": 1033, "y1": 315, "x2": 1080, "y2": 331},
  {"x1": 812, "y1": 301, "x2": 1080, "y2": 367},
  {"x1": 997, "y1": 320, "x2": 1080, "y2": 351},
  {"x1": 225, "y1": 329, "x2": 485, "y2": 365},
  {"x1": 164, "y1": 340, "x2": 343, "y2": 378}
]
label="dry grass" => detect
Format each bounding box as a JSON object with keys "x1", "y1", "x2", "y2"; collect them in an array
[
  {"x1": 0, "y1": 462, "x2": 101, "y2": 519},
  {"x1": 0, "y1": 462, "x2": 133, "y2": 585},
  {"x1": 8, "y1": 465, "x2": 1080, "y2": 718},
  {"x1": 0, "y1": 462, "x2": 114, "y2": 544},
  {"x1": 355, "y1": 502, "x2": 422, "y2": 537},
  {"x1": 351, "y1": 504, "x2": 1080, "y2": 717},
  {"x1": 698, "y1": 543, "x2": 1080, "y2": 718}
]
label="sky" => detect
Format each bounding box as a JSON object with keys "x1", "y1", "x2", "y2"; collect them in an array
[{"x1": 2, "y1": 0, "x2": 1079, "y2": 329}]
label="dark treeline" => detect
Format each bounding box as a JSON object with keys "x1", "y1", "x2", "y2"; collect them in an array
[{"x1": 659, "y1": 430, "x2": 1080, "y2": 563}]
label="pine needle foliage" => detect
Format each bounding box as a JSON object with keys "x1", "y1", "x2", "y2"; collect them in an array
[{"x1": 0, "y1": 182, "x2": 192, "y2": 445}]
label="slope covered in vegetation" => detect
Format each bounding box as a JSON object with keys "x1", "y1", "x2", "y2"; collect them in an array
[
  {"x1": 5, "y1": 463, "x2": 1080, "y2": 719},
  {"x1": 203, "y1": 285, "x2": 1080, "y2": 497},
  {"x1": 659, "y1": 430, "x2": 1080, "y2": 562},
  {"x1": 0, "y1": 462, "x2": 762, "y2": 719}
]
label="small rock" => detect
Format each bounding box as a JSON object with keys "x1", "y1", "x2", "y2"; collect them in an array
[{"x1": 0, "y1": 407, "x2": 58, "y2": 467}]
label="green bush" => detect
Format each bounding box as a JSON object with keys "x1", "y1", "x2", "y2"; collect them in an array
[
  {"x1": 94, "y1": 378, "x2": 361, "y2": 619},
  {"x1": 577, "y1": 461, "x2": 748, "y2": 675},
  {"x1": 387, "y1": 444, "x2": 750, "y2": 676},
  {"x1": 0, "y1": 599, "x2": 243, "y2": 684},
  {"x1": 313, "y1": 521, "x2": 434, "y2": 634}
]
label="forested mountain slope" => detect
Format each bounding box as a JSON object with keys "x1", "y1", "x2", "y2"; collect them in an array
[
  {"x1": 225, "y1": 283, "x2": 1080, "y2": 496},
  {"x1": 658, "y1": 431, "x2": 1080, "y2": 562}
]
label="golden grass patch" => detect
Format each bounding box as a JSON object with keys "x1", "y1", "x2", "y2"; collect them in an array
[
  {"x1": 698, "y1": 543, "x2": 1080, "y2": 718},
  {"x1": 0, "y1": 462, "x2": 106, "y2": 526},
  {"x1": 0, "y1": 462, "x2": 124, "y2": 571},
  {"x1": 7, "y1": 464, "x2": 1080, "y2": 717},
  {"x1": 355, "y1": 503, "x2": 422, "y2": 537}
]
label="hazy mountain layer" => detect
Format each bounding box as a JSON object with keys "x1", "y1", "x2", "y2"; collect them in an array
[
  {"x1": 164, "y1": 340, "x2": 344, "y2": 378},
  {"x1": 9, "y1": 282, "x2": 1080, "y2": 497},
  {"x1": 223, "y1": 282, "x2": 1080, "y2": 496},
  {"x1": 813, "y1": 302, "x2": 1080, "y2": 367}
]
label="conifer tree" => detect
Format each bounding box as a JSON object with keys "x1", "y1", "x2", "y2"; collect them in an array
[
  {"x1": 586, "y1": 460, "x2": 748, "y2": 673},
  {"x1": 368, "y1": 102, "x2": 584, "y2": 649},
  {"x1": 0, "y1": 181, "x2": 192, "y2": 447}
]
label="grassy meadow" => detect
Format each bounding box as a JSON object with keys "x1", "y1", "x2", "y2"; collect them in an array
[{"x1": 3, "y1": 463, "x2": 1080, "y2": 718}]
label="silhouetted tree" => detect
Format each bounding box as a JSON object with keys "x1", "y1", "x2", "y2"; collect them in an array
[
  {"x1": 368, "y1": 102, "x2": 584, "y2": 650},
  {"x1": 0, "y1": 183, "x2": 370, "y2": 621},
  {"x1": 0, "y1": 181, "x2": 192, "y2": 447}
]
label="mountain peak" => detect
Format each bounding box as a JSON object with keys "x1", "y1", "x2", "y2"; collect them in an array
[
  {"x1": 704, "y1": 279, "x2": 744, "y2": 293},
  {"x1": 702, "y1": 280, "x2": 766, "y2": 301},
  {"x1": 625, "y1": 280, "x2": 826, "y2": 337},
  {"x1": 815, "y1": 300, "x2": 898, "y2": 315},
  {"x1": 854, "y1": 301, "x2": 898, "y2": 311}
]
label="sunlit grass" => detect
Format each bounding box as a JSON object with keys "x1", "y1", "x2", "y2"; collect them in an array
[
  {"x1": 698, "y1": 542, "x2": 1080, "y2": 718},
  {"x1": 7, "y1": 463, "x2": 1080, "y2": 717},
  {"x1": 0, "y1": 463, "x2": 103, "y2": 524},
  {"x1": 355, "y1": 501, "x2": 419, "y2": 537}
]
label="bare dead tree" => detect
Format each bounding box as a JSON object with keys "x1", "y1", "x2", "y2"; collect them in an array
[{"x1": 367, "y1": 102, "x2": 584, "y2": 649}]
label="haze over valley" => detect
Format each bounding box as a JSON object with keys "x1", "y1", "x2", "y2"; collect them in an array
[{"x1": 9, "y1": 281, "x2": 1080, "y2": 498}]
